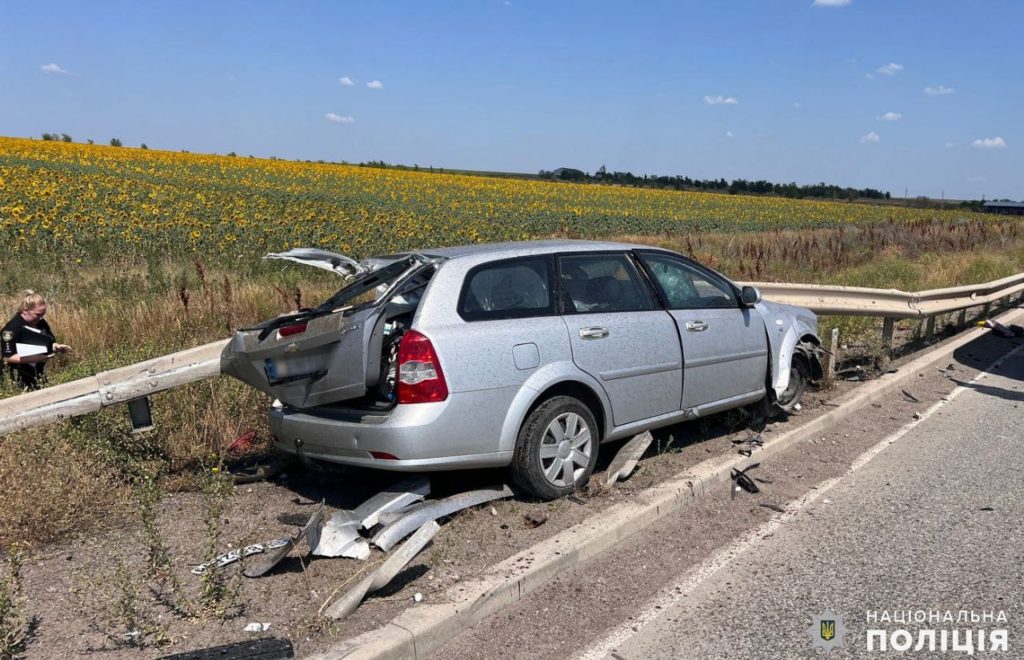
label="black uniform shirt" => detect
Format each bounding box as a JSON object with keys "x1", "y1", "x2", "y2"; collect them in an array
[{"x1": 1, "y1": 314, "x2": 55, "y2": 389}]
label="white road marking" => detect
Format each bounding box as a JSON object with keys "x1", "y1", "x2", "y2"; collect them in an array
[{"x1": 577, "y1": 345, "x2": 1023, "y2": 660}]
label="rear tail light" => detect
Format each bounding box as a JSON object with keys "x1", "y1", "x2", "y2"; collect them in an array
[
  {"x1": 396, "y1": 330, "x2": 448, "y2": 404},
  {"x1": 278, "y1": 322, "x2": 308, "y2": 337},
  {"x1": 370, "y1": 451, "x2": 399, "y2": 460}
]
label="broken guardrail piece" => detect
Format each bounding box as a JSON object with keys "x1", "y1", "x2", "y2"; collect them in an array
[
  {"x1": 324, "y1": 520, "x2": 440, "y2": 620},
  {"x1": 313, "y1": 517, "x2": 370, "y2": 560},
  {"x1": 311, "y1": 476, "x2": 430, "y2": 560},
  {"x1": 244, "y1": 503, "x2": 324, "y2": 578},
  {"x1": 605, "y1": 431, "x2": 654, "y2": 486},
  {"x1": 371, "y1": 485, "x2": 513, "y2": 552}
]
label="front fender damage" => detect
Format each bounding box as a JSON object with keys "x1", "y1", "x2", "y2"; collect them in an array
[{"x1": 756, "y1": 300, "x2": 824, "y2": 398}]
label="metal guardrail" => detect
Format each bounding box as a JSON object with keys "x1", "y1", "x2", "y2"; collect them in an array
[
  {"x1": 1, "y1": 273, "x2": 1022, "y2": 438},
  {"x1": 0, "y1": 339, "x2": 227, "y2": 437},
  {"x1": 743, "y1": 272, "x2": 1024, "y2": 319}
]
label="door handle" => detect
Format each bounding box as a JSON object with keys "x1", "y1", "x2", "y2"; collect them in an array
[
  {"x1": 685, "y1": 320, "x2": 708, "y2": 332},
  {"x1": 579, "y1": 327, "x2": 609, "y2": 340}
]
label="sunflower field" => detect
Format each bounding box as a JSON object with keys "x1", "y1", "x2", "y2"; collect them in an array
[{"x1": 0, "y1": 136, "x2": 992, "y2": 266}]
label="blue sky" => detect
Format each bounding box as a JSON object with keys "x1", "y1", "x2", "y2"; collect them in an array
[{"x1": 1, "y1": 0, "x2": 1020, "y2": 199}]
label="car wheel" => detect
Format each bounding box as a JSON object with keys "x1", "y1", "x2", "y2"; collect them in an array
[
  {"x1": 774, "y1": 353, "x2": 809, "y2": 413},
  {"x1": 512, "y1": 396, "x2": 599, "y2": 500}
]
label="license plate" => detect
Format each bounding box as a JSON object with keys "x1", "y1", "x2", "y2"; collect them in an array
[{"x1": 265, "y1": 357, "x2": 321, "y2": 383}]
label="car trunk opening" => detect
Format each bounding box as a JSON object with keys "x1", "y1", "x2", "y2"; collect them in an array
[{"x1": 221, "y1": 251, "x2": 441, "y2": 410}]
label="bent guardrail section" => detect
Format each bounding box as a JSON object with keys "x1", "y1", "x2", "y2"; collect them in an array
[
  {"x1": 0, "y1": 339, "x2": 227, "y2": 437},
  {"x1": 1, "y1": 273, "x2": 1022, "y2": 438}
]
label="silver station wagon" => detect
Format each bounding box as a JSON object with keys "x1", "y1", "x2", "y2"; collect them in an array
[{"x1": 222, "y1": 240, "x2": 822, "y2": 499}]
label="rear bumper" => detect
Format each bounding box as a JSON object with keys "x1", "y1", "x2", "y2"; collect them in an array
[{"x1": 269, "y1": 387, "x2": 518, "y2": 471}]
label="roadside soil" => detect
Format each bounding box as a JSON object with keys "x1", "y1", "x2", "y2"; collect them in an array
[{"x1": 13, "y1": 322, "x2": 1021, "y2": 659}]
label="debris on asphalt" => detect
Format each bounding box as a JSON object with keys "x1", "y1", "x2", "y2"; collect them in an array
[
  {"x1": 730, "y1": 463, "x2": 761, "y2": 498},
  {"x1": 567, "y1": 493, "x2": 586, "y2": 505},
  {"x1": 413, "y1": 592, "x2": 423, "y2": 603},
  {"x1": 323, "y1": 520, "x2": 440, "y2": 620},
  {"x1": 371, "y1": 485, "x2": 513, "y2": 552},
  {"x1": 243, "y1": 622, "x2": 271, "y2": 632},
  {"x1": 913, "y1": 412, "x2": 922, "y2": 420},
  {"x1": 978, "y1": 319, "x2": 1024, "y2": 339},
  {"x1": 759, "y1": 503, "x2": 786, "y2": 513},
  {"x1": 979, "y1": 506, "x2": 994, "y2": 511},
  {"x1": 901, "y1": 389, "x2": 921, "y2": 403},
  {"x1": 523, "y1": 511, "x2": 548, "y2": 528},
  {"x1": 605, "y1": 431, "x2": 654, "y2": 486}
]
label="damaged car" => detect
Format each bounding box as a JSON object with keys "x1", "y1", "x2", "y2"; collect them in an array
[{"x1": 222, "y1": 240, "x2": 822, "y2": 500}]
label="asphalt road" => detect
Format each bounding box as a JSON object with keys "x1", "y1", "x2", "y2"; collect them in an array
[{"x1": 581, "y1": 346, "x2": 1024, "y2": 659}]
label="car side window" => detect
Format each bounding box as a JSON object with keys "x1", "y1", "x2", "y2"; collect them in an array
[
  {"x1": 639, "y1": 253, "x2": 738, "y2": 309},
  {"x1": 458, "y1": 256, "x2": 554, "y2": 321},
  {"x1": 558, "y1": 253, "x2": 656, "y2": 313}
]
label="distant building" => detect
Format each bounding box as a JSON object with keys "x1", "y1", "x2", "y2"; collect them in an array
[
  {"x1": 551, "y1": 167, "x2": 586, "y2": 181},
  {"x1": 983, "y1": 201, "x2": 1024, "y2": 215}
]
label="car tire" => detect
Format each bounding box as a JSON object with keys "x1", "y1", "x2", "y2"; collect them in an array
[
  {"x1": 774, "y1": 352, "x2": 810, "y2": 413},
  {"x1": 511, "y1": 395, "x2": 600, "y2": 500}
]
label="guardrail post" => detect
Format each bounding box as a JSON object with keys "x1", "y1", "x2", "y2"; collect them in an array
[
  {"x1": 882, "y1": 317, "x2": 895, "y2": 352},
  {"x1": 982, "y1": 302, "x2": 991, "y2": 319},
  {"x1": 824, "y1": 327, "x2": 839, "y2": 383},
  {"x1": 924, "y1": 315, "x2": 935, "y2": 343},
  {"x1": 957, "y1": 309, "x2": 967, "y2": 327}
]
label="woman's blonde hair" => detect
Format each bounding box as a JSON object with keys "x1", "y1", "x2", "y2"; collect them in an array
[{"x1": 18, "y1": 290, "x2": 46, "y2": 312}]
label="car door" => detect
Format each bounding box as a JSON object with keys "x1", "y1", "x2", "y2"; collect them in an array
[
  {"x1": 558, "y1": 252, "x2": 682, "y2": 427},
  {"x1": 637, "y1": 250, "x2": 768, "y2": 414}
]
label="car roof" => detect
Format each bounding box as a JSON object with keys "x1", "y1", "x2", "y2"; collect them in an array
[{"x1": 420, "y1": 239, "x2": 657, "y2": 261}]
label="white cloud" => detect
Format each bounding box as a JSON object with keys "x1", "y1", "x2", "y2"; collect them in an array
[
  {"x1": 325, "y1": 113, "x2": 356, "y2": 124},
  {"x1": 877, "y1": 62, "x2": 904, "y2": 76},
  {"x1": 878, "y1": 111, "x2": 902, "y2": 121},
  {"x1": 972, "y1": 137, "x2": 1007, "y2": 149},
  {"x1": 944, "y1": 142, "x2": 955, "y2": 149},
  {"x1": 704, "y1": 95, "x2": 738, "y2": 105},
  {"x1": 725, "y1": 131, "x2": 734, "y2": 138},
  {"x1": 813, "y1": 0, "x2": 852, "y2": 6},
  {"x1": 366, "y1": 80, "x2": 383, "y2": 89},
  {"x1": 339, "y1": 76, "x2": 355, "y2": 86},
  {"x1": 40, "y1": 63, "x2": 71, "y2": 75},
  {"x1": 923, "y1": 85, "x2": 954, "y2": 96},
  {"x1": 860, "y1": 131, "x2": 880, "y2": 143}
]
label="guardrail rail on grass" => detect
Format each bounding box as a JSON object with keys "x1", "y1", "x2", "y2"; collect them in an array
[{"x1": 1, "y1": 273, "x2": 1022, "y2": 439}]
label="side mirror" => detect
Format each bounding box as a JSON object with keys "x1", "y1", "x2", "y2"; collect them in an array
[{"x1": 741, "y1": 286, "x2": 761, "y2": 306}]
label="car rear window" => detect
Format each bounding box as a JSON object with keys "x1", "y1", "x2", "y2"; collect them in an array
[{"x1": 458, "y1": 256, "x2": 555, "y2": 321}]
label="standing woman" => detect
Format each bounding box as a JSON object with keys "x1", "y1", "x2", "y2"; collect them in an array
[{"x1": 1, "y1": 290, "x2": 71, "y2": 390}]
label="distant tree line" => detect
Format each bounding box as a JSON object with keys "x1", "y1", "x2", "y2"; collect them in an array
[{"x1": 538, "y1": 168, "x2": 892, "y2": 201}]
